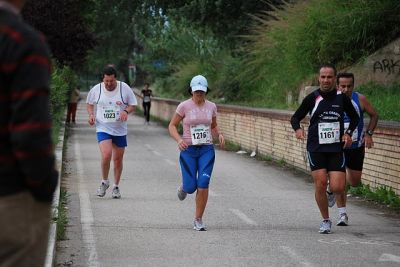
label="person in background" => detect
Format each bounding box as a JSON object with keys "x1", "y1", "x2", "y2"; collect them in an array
[
  {"x1": 66, "y1": 85, "x2": 81, "y2": 125},
  {"x1": 86, "y1": 65, "x2": 137, "y2": 199},
  {"x1": 169, "y1": 75, "x2": 225, "y2": 231},
  {"x1": 333, "y1": 72, "x2": 378, "y2": 226},
  {"x1": 290, "y1": 64, "x2": 359, "y2": 234},
  {"x1": 0, "y1": 0, "x2": 59, "y2": 265},
  {"x1": 141, "y1": 82, "x2": 153, "y2": 125}
]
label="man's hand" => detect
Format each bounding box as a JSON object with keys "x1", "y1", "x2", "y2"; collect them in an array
[
  {"x1": 342, "y1": 133, "x2": 353, "y2": 148},
  {"x1": 364, "y1": 134, "x2": 374, "y2": 149},
  {"x1": 295, "y1": 128, "x2": 305, "y2": 139},
  {"x1": 88, "y1": 114, "x2": 95, "y2": 126}
]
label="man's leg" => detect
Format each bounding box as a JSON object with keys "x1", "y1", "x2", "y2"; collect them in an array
[
  {"x1": 311, "y1": 169, "x2": 330, "y2": 220},
  {"x1": 71, "y1": 103, "x2": 78, "y2": 123},
  {"x1": 112, "y1": 143, "x2": 125, "y2": 186},
  {"x1": 99, "y1": 140, "x2": 113, "y2": 180}
]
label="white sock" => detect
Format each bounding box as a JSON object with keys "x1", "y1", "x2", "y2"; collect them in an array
[
  {"x1": 102, "y1": 179, "x2": 109, "y2": 185},
  {"x1": 338, "y1": 207, "x2": 347, "y2": 215},
  {"x1": 113, "y1": 184, "x2": 119, "y2": 188}
]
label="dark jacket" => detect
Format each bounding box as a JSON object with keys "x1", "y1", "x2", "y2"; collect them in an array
[{"x1": 0, "y1": 7, "x2": 58, "y2": 202}]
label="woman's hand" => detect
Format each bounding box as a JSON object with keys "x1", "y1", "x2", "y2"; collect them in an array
[{"x1": 177, "y1": 139, "x2": 188, "y2": 151}]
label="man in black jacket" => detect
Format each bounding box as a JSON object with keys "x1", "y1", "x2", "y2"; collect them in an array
[
  {"x1": 291, "y1": 64, "x2": 359, "y2": 234},
  {"x1": 0, "y1": 0, "x2": 58, "y2": 265}
]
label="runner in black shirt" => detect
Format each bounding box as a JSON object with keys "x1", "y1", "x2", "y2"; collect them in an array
[{"x1": 291, "y1": 64, "x2": 359, "y2": 234}]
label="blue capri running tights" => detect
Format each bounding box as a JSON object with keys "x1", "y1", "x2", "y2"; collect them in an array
[{"x1": 179, "y1": 145, "x2": 215, "y2": 194}]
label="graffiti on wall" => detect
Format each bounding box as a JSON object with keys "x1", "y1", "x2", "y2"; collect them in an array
[{"x1": 373, "y1": 59, "x2": 400, "y2": 75}]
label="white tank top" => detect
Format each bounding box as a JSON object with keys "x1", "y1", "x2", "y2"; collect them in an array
[{"x1": 95, "y1": 82, "x2": 128, "y2": 136}]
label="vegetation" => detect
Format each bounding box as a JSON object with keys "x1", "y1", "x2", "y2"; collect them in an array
[
  {"x1": 55, "y1": 188, "x2": 69, "y2": 240},
  {"x1": 348, "y1": 184, "x2": 400, "y2": 211}
]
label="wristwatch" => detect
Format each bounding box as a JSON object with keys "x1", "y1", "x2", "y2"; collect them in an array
[{"x1": 366, "y1": 129, "x2": 374, "y2": 136}]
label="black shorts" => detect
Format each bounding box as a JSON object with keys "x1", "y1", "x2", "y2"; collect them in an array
[
  {"x1": 307, "y1": 152, "x2": 346, "y2": 172},
  {"x1": 344, "y1": 146, "x2": 365, "y2": 171}
]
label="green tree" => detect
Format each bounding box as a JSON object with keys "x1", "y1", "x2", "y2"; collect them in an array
[{"x1": 22, "y1": 0, "x2": 95, "y2": 69}]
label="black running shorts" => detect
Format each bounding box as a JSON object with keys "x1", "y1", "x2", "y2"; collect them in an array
[
  {"x1": 307, "y1": 151, "x2": 346, "y2": 172},
  {"x1": 344, "y1": 146, "x2": 365, "y2": 171}
]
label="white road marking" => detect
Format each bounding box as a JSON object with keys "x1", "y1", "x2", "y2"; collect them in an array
[
  {"x1": 164, "y1": 158, "x2": 176, "y2": 166},
  {"x1": 229, "y1": 208, "x2": 257, "y2": 226},
  {"x1": 379, "y1": 253, "x2": 400, "y2": 263},
  {"x1": 280, "y1": 246, "x2": 314, "y2": 267},
  {"x1": 75, "y1": 140, "x2": 100, "y2": 267},
  {"x1": 152, "y1": 150, "x2": 162, "y2": 156}
]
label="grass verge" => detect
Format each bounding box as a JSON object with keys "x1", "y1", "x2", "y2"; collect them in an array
[
  {"x1": 348, "y1": 184, "x2": 400, "y2": 211},
  {"x1": 55, "y1": 187, "x2": 68, "y2": 241}
]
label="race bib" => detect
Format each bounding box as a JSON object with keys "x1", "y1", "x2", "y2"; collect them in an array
[
  {"x1": 190, "y1": 124, "x2": 211, "y2": 145},
  {"x1": 344, "y1": 122, "x2": 358, "y2": 142},
  {"x1": 144, "y1": 96, "x2": 151, "y2": 102},
  {"x1": 100, "y1": 105, "x2": 120, "y2": 123},
  {"x1": 318, "y1": 122, "x2": 340, "y2": 144}
]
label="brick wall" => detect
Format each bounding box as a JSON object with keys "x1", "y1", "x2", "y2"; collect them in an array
[{"x1": 136, "y1": 92, "x2": 400, "y2": 195}]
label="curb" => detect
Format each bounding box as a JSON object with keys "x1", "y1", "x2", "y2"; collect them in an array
[{"x1": 45, "y1": 124, "x2": 66, "y2": 267}]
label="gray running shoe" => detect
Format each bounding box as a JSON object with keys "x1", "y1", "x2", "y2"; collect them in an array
[
  {"x1": 193, "y1": 218, "x2": 206, "y2": 231},
  {"x1": 319, "y1": 219, "x2": 332, "y2": 234},
  {"x1": 97, "y1": 182, "x2": 109, "y2": 197},
  {"x1": 112, "y1": 186, "x2": 121, "y2": 199},
  {"x1": 337, "y1": 213, "x2": 349, "y2": 226},
  {"x1": 326, "y1": 191, "x2": 336, "y2": 208},
  {"x1": 177, "y1": 185, "x2": 187, "y2": 201}
]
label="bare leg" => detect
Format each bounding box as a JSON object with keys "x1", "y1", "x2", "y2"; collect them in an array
[
  {"x1": 99, "y1": 140, "x2": 112, "y2": 181},
  {"x1": 112, "y1": 144, "x2": 125, "y2": 185},
  {"x1": 311, "y1": 169, "x2": 329, "y2": 219},
  {"x1": 195, "y1": 188, "x2": 209, "y2": 219},
  {"x1": 336, "y1": 168, "x2": 362, "y2": 208}
]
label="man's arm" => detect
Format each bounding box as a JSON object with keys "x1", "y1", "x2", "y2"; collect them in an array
[
  {"x1": 360, "y1": 94, "x2": 378, "y2": 148},
  {"x1": 290, "y1": 94, "x2": 313, "y2": 139},
  {"x1": 87, "y1": 103, "x2": 95, "y2": 125}
]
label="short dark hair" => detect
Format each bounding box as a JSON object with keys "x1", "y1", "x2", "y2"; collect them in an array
[
  {"x1": 337, "y1": 72, "x2": 354, "y2": 84},
  {"x1": 102, "y1": 65, "x2": 117, "y2": 78},
  {"x1": 319, "y1": 63, "x2": 337, "y2": 76}
]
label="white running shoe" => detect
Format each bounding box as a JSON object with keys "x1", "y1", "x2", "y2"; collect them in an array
[
  {"x1": 326, "y1": 191, "x2": 336, "y2": 208},
  {"x1": 177, "y1": 185, "x2": 187, "y2": 201},
  {"x1": 337, "y1": 213, "x2": 349, "y2": 226},
  {"x1": 112, "y1": 186, "x2": 121, "y2": 199},
  {"x1": 97, "y1": 182, "x2": 109, "y2": 197},
  {"x1": 319, "y1": 219, "x2": 332, "y2": 234},
  {"x1": 193, "y1": 218, "x2": 206, "y2": 231}
]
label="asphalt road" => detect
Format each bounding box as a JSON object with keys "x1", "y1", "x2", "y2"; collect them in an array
[{"x1": 56, "y1": 103, "x2": 400, "y2": 267}]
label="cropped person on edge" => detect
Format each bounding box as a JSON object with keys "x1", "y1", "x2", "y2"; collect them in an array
[
  {"x1": 168, "y1": 75, "x2": 225, "y2": 231},
  {"x1": 290, "y1": 64, "x2": 359, "y2": 234},
  {"x1": 0, "y1": 0, "x2": 58, "y2": 265},
  {"x1": 333, "y1": 72, "x2": 378, "y2": 226},
  {"x1": 141, "y1": 82, "x2": 153, "y2": 125},
  {"x1": 86, "y1": 66, "x2": 137, "y2": 199}
]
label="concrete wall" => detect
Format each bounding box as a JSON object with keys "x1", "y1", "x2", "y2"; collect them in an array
[
  {"x1": 343, "y1": 37, "x2": 400, "y2": 86},
  {"x1": 136, "y1": 92, "x2": 400, "y2": 195}
]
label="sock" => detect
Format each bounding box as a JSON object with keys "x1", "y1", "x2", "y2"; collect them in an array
[
  {"x1": 113, "y1": 184, "x2": 119, "y2": 188},
  {"x1": 338, "y1": 207, "x2": 347, "y2": 215},
  {"x1": 102, "y1": 179, "x2": 109, "y2": 185}
]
